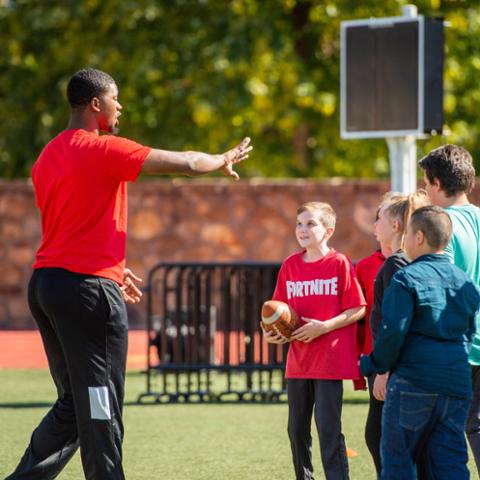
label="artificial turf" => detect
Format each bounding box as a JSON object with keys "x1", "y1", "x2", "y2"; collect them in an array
[{"x1": 0, "y1": 369, "x2": 477, "y2": 479}]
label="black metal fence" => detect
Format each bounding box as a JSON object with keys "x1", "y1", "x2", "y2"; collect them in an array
[{"x1": 137, "y1": 262, "x2": 288, "y2": 403}]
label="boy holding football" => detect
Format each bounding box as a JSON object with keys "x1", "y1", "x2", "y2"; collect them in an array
[{"x1": 263, "y1": 201, "x2": 366, "y2": 480}]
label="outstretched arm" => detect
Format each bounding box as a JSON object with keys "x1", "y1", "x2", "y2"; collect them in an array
[{"x1": 142, "y1": 137, "x2": 252, "y2": 180}]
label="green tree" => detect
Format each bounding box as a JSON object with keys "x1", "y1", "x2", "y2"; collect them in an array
[{"x1": 1, "y1": 0, "x2": 480, "y2": 179}]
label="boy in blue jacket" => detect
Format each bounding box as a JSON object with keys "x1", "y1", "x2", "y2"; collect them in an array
[{"x1": 360, "y1": 205, "x2": 480, "y2": 480}]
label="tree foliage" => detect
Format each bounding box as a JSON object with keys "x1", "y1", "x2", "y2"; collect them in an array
[{"x1": 1, "y1": 0, "x2": 480, "y2": 179}]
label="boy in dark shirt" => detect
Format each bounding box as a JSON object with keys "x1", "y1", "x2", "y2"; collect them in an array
[
  {"x1": 361, "y1": 206, "x2": 480, "y2": 480},
  {"x1": 420, "y1": 144, "x2": 480, "y2": 473}
]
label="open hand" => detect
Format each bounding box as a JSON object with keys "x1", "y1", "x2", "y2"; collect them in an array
[
  {"x1": 121, "y1": 268, "x2": 143, "y2": 304},
  {"x1": 221, "y1": 137, "x2": 252, "y2": 180}
]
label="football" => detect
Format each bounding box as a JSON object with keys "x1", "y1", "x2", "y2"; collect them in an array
[{"x1": 261, "y1": 300, "x2": 299, "y2": 339}]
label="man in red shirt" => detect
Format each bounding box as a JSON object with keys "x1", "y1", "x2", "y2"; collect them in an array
[{"x1": 6, "y1": 68, "x2": 252, "y2": 480}]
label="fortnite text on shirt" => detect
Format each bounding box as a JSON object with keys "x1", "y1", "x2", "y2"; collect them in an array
[{"x1": 286, "y1": 277, "x2": 338, "y2": 299}]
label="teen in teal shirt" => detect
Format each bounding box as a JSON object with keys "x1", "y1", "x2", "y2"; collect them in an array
[
  {"x1": 420, "y1": 144, "x2": 480, "y2": 473},
  {"x1": 445, "y1": 204, "x2": 480, "y2": 364}
]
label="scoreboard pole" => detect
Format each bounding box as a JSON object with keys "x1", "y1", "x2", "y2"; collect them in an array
[
  {"x1": 386, "y1": 135, "x2": 417, "y2": 194},
  {"x1": 386, "y1": 5, "x2": 419, "y2": 195}
]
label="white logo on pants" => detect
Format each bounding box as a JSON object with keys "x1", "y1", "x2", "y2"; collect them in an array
[{"x1": 88, "y1": 386, "x2": 111, "y2": 420}]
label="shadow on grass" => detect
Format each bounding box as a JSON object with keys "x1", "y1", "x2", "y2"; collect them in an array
[
  {"x1": 0, "y1": 398, "x2": 369, "y2": 409},
  {"x1": 129, "y1": 398, "x2": 369, "y2": 406},
  {"x1": 0, "y1": 402, "x2": 52, "y2": 409}
]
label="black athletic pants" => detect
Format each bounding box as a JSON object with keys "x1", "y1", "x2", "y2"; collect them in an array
[
  {"x1": 287, "y1": 379, "x2": 349, "y2": 480},
  {"x1": 6, "y1": 268, "x2": 128, "y2": 480},
  {"x1": 364, "y1": 375, "x2": 383, "y2": 478}
]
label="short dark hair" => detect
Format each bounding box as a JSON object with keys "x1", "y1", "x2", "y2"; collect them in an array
[
  {"x1": 66, "y1": 68, "x2": 115, "y2": 108},
  {"x1": 409, "y1": 205, "x2": 452, "y2": 250},
  {"x1": 419, "y1": 144, "x2": 475, "y2": 197}
]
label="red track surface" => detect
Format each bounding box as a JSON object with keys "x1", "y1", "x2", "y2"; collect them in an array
[
  {"x1": 0, "y1": 331, "x2": 148, "y2": 369},
  {"x1": 0, "y1": 331, "x2": 280, "y2": 369}
]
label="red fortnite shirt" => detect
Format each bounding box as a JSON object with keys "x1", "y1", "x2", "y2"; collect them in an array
[
  {"x1": 32, "y1": 129, "x2": 151, "y2": 284},
  {"x1": 355, "y1": 250, "x2": 385, "y2": 355},
  {"x1": 273, "y1": 249, "x2": 366, "y2": 379}
]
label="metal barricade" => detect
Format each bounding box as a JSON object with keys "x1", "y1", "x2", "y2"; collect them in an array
[{"x1": 137, "y1": 262, "x2": 288, "y2": 403}]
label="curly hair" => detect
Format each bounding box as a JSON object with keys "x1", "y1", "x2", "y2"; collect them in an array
[
  {"x1": 66, "y1": 68, "x2": 115, "y2": 108},
  {"x1": 419, "y1": 144, "x2": 475, "y2": 197}
]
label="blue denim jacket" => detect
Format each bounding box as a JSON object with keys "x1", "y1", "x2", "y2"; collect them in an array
[{"x1": 360, "y1": 253, "x2": 480, "y2": 398}]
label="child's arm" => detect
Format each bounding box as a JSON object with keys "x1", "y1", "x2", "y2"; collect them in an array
[
  {"x1": 290, "y1": 305, "x2": 365, "y2": 343},
  {"x1": 360, "y1": 273, "x2": 414, "y2": 376}
]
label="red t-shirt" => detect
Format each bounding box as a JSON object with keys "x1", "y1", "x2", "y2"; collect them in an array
[
  {"x1": 273, "y1": 249, "x2": 366, "y2": 379},
  {"x1": 355, "y1": 250, "x2": 385, "y2": 355},
  {"x1": 32, "y1": 129, "x2": 151, "y2": 284}
]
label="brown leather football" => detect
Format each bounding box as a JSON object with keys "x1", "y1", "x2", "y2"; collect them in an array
[{"x1": 261, "y1": 300, "x2": 299, "y2": 339}]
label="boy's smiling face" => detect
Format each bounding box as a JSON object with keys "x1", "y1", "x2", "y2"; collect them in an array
[{"x1": 295, "y1": 210, "x2": 333, "y2": 250}]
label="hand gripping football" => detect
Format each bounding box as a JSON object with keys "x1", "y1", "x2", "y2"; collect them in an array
[{"x1": 261, "y1": 300, "x2": 299, "y2": 339}]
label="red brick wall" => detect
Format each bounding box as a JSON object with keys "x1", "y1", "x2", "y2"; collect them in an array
[
  {"x1": 0, "y1": 181, "x2": 41, "y2": 329},
  {"x1": 3, "y1": 178, "x2": 476, "y2": 329}
]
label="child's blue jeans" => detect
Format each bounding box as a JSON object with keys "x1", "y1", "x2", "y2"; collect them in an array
[{"x1": 381, "y1": 374, "x2": 470, "y2": 480}]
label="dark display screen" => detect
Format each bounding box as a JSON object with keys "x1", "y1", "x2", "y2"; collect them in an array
[{"x1": 346, "y1": 21, "x2": 419, "y2": 132}]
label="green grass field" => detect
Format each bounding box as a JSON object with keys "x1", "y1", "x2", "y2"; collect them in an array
[{"x1": 0, "y1": 369, "x2": 478, "y2": 479}]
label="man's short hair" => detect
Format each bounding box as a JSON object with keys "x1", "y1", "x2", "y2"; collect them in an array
[
  {"x1": 419, "y1": 144, "x2": 475, "y2": 197},
  {"x1": 297, "y1": 202, "x2": 336, "y2": 228},
  {"x1": 66, "y1": 68, "x2": 115, "y2": 108},
  {"x1": 409, "y1": 205, "x2": 452, "y2": 250}
]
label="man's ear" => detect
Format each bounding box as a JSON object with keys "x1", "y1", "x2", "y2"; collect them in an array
[{"x1": 90, "y1": 97, "x2": 101, "y2": 112}]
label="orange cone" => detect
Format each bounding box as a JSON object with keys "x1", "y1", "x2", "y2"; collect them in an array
[{"x1": 346, "y1": 447, "x2": 359, "y2": 458}]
